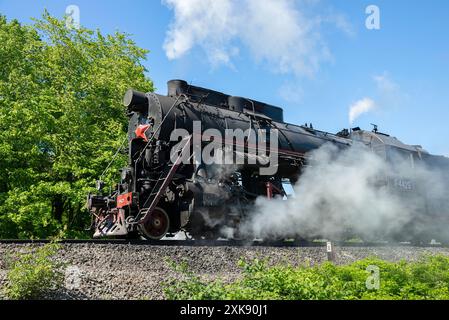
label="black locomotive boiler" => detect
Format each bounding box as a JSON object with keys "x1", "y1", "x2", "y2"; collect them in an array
[{"x1": 87, "y1": 80, "x2": 449, "y2": 241}]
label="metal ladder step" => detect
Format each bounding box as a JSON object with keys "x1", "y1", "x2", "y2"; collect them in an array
[{"x1": 134, "y1": 135, "x2": 192, "y2": 224}]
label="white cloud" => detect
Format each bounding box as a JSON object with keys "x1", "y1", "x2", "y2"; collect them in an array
[
  {"x1": 373, "y1": 72, "x2": 399, "y2": 94},
  {"x1": 373, "y1": 71, "x2": 409, "y2": 113},
  {"x1": 163, "y1": 0, "x2": 238, "y2": 66},
  {"x1": 278, "y1": 82, "x2": 304, "y2": 103},
  {"x1": 349, "y1": 97, "x2": 376, "y2": 124},
  {"x1": 332, "y1": 13, "x2": 355, "y2": 36},
  {"x1": 318, "y1": 10, "x2": 355, "y2": 37},
  {"x1": 163, "y1": 0, "x2": 337, "y2": 76}
]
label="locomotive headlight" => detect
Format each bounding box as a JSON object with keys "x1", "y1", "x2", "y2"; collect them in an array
[
  {"x1": 121, "y1": 168, "x2": 133, "y2": 182},
  {"x1": 121, "y1": 169, "x2": 128, "y2": 181},
  {"x1": 96, "y1": 180, "x2": 104, "y2": 191}
]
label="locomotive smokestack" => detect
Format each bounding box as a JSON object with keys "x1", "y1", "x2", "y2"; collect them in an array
[{"x1": 123, "y1": 89, "x2": 148, "y2": 112}]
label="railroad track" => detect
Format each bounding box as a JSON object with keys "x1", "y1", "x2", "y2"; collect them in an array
[{"x1": 0, "y1": 238, "x2": 448, "y2": 248}]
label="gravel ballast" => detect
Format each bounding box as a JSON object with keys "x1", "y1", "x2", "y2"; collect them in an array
[{"x1": 1, "y1": 243, "x2": 448, "y2": 300}]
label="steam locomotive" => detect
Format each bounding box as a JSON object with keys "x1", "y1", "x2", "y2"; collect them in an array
[{"x1": 87, "y1": 80, "x2": 449, "y2": 241}]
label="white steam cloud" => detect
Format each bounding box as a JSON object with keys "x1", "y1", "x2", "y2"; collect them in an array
[
  {"x1": 162, "y1": 0, "x2": 343, "y2": 76},
  {"x1": 348, "y1": 97, "x2": 375, "y2": 124},
  {"x1": 373, "y1": 72, "x2": 399, "y2": 94},
  {"x1": 240, "y1": 143, "x2": 449, "y2": 241}
]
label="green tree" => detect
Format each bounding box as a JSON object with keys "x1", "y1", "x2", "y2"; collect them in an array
[{"x1": 0, "y1": 12, "x2": 153, "y2": 238}]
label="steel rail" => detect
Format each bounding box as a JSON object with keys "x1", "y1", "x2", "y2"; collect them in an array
[{"x1": 0, "y1": 239, "x2": 447, "y2": 248}]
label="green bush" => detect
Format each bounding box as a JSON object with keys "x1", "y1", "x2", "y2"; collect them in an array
[
  {"x1": 164, "y1": 255, "x2": 449, "y2": 300},
  {"x1": 4, "y1": 243, "x2": 64, "y2": 299}
]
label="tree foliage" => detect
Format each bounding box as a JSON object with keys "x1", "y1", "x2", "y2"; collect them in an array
[{"x1": 0, "y1": 12, "x2": 153, "y2": 238}]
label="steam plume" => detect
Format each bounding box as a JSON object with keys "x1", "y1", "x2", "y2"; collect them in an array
[
  {"x1": 240, "y1": 143, "x2": 449, "y2": 241},
  {"x1": 349, "y1": 98, "x2": 375, "y2": 124}
]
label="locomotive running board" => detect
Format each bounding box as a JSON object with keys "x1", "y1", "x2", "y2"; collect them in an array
[{"x1": 135, "y1": 135, "x2": 192, "y2": 225}]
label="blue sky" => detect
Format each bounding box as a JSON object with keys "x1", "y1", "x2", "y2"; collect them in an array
[{"x1": 1, "y1": 0, "x2": 448, "y2": 156}]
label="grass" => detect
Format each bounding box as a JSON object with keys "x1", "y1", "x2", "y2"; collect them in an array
[{"x1": 164, "y1": 255, "x2": 449, "y2": 300}]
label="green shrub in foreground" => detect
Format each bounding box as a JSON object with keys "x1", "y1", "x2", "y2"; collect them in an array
[
  {"x1": 164, "y1": 255, "x2": 449, "y2": 300},
  {"x1": 4, "y1": 243, "x2": 64, "y2": 299}
]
